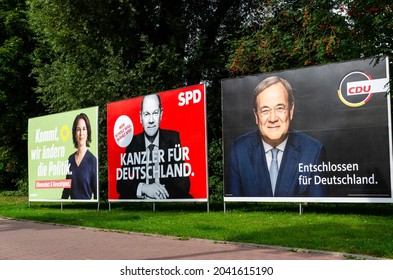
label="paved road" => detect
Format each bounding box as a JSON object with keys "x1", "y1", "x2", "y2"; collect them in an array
[{"x1": 0, "y1": 217, "x2": 356, "y2": 260}]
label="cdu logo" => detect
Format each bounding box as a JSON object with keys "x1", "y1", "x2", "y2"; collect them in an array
[{"x1": 337, "y1": 71, "x2": 389, "y2": 107}]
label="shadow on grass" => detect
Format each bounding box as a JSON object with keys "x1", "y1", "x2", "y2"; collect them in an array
[
  {"x1": 25, "y1": 198, "x2": 393, "y2": 218},
  {"x1": 224, "y1": 220, "x2": 393, "y2": 258}
]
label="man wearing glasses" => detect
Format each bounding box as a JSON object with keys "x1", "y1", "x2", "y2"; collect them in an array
[
  {"x1": 228, "y1": 76, "x2": 327, "y2": 197},
  {"x1": 116, "y1": 93, "x2": 191, "y2": 199}
]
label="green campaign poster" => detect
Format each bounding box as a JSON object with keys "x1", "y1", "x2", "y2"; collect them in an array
[{"x1": 28, "y1": 107, "x2": 99, "y2": 202}]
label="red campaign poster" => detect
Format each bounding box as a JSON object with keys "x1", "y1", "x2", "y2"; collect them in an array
[{"x1": 107, "y1": 84, "x2": 208, "y2": 201}]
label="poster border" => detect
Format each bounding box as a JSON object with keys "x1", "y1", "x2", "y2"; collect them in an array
[
  {"x1": 222, "y1": 57, "x2": 393, "y2": 204},
  {"x1": 28, "y1": 106, "x2": 100, "y2": 203},
  {"x1": 107, "y1": 84, "x2": 209, "y2": 203}
]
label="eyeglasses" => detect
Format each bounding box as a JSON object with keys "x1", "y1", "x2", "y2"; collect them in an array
[{"x1": 256, "y1": 105, "x2": 288, "y2": 116}]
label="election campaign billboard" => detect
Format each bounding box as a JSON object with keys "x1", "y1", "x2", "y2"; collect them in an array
[
  {"x1": 107, "y1": 84, "x2": 208, "y2": 202},
  {"x1": 28, "y1": 107, "x2": 99, "y2": 202},
  {"x1": 222, "y1": 57, "x2": 391, "y2": 203}
]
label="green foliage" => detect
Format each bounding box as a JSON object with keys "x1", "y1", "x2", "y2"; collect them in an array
[
  {"x1": 227, "y1": 0, "x2": 393, "y2": 76},
  {"x1": 26, "y1": 0, "x2": 246, "y2": 197},
  {"x1": 340, "y1": 0, "x2": 393, "y2": 58},
  {"x1": 2, "y1": 0, "x2": 392, "y2": 197},
  {"x1": 28, "y1": 1, "x2": 186, "y2": 196},
  {"x1": 0, "y1": 0, "x2": 40, "y2": 193},
  {"x1": 208, "y1": 138, "x2": 223, "y2": 202}
]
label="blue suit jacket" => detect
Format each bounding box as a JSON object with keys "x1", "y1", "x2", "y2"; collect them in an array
[{"x1": 228, "y1": 129, "x2": 327, "y2": 197}]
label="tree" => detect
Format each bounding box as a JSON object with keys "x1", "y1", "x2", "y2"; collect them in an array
[
  {"x1": 0, "y1": 0, "x2": 41, "y2": 193},
  {"x1": 227, "y1": 0, "x2": 393, "y2": 76},
  {"x1": 27, "y1": 0, "x2": 249, "y2": 200},
  {"x1": 342, "y1": 0, "x2": 393, "y2": 60},
  {"x1": 2, "y1": 0, "x2": 391, "y2": 199}
]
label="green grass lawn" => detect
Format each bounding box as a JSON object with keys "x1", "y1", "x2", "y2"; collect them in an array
[{"x1": 1, "y1": 196, "x2": 393, "y2": 259}]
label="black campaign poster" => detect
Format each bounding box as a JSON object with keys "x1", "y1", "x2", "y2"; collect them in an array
[{"x1": 222, "y1": 57, "x2": 392, "y2": 202}]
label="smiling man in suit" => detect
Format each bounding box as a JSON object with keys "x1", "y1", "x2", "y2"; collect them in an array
[{"x1": 228, "y1": 76, "x2": 327, "y2": 197}]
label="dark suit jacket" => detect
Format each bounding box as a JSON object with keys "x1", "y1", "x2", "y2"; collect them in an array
[
  {"x1": 116, "y1": 129, "x2": 191, "y2": 199},
  {"x1": 62, "y1": 149, "x2": 97, "y2": 200},
  {"x1": 228, "y1": 129, "x2": 327, "y2": 197}
]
